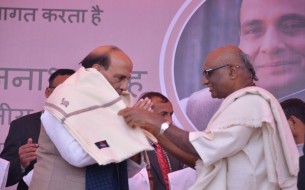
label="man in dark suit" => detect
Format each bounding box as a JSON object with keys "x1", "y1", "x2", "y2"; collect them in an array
[
  {"x1": 280, "y1": 98, "x2": 305, "y2": 189},
  {"x1": 299, "y1": 145, "x2": 305, "y2": 190},
  {"x1": 0, "y1": 69, "x2": 75, "y2": 190},
  {"x1": 280, "y1": 98, "x2": 305, "y2": 156}
]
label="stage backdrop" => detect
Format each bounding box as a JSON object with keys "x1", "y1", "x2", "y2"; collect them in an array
[
  {"x1": 0, "y1": 0, "x2": 206, "y2": 152},
  {"x1": 1, "y1": 1, "x2": 305, "y2": 182}
]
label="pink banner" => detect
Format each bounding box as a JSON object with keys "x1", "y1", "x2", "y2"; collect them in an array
[{"x1": 1, "y1": 0, "x2": 305, "y2": 155}]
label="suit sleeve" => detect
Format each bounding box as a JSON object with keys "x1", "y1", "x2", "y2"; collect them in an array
[{"x1": 298, "y1": 147, "x2": 305, "y2": 189}]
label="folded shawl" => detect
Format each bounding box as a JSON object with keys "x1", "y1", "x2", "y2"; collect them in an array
[{"x1": 45, "y1": 67, "x2": 153, "y2": 165}]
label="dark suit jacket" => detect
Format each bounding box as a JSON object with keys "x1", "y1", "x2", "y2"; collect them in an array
[
  {"x1": 147, "y1": 146, "x2": 184, "y2": 190},
  {"x1": 0, "y1": 111, "x2": 41, "y2": 190},
  {"x1": 298, "y1": 145, "x2": 305, "y2": 190}
]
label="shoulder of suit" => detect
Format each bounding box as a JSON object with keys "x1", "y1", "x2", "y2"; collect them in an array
[{"x1": 10, "y1": 111, "x2": 42, "y2": 126}]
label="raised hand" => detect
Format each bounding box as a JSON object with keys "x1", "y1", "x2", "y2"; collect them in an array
[
  {"x1": 118, "y1": 107, "x2": 164, "y2": 136},
  {"x1": 133, "y1": 97, "x2": 153, "y2": 112},
  {"x1": 19, "y1": 138, "x2": 39, "y2": 168}
]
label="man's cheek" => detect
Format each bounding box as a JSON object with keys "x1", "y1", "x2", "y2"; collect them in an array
[
  {"x1": 239, "y1": 42, "x2": 254, "y2": 55},
  {"x1": 290, "y1": 43, "x2": 305, "y2": 59}
]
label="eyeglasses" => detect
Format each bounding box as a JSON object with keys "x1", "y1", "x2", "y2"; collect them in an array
[{"x1": 202, "y1": 64, "x2": 241, "y2": 78}]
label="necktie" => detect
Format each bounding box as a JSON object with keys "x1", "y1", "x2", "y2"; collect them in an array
[{"x1": 155, "y1": 143, "x2": 170, "y2": 190}]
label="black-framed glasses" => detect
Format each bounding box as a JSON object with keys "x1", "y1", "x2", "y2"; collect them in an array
[
  {"x1": 202, "y1": 64, "x2": 230, "y2": 78},
  {"x1": 202, "y1": 64, "x2": 241, "y2": 78}
]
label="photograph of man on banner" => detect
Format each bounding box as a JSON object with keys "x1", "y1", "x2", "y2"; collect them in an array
[{"x1": 175, "y1": 0, "x2": 305, "y2": 131}]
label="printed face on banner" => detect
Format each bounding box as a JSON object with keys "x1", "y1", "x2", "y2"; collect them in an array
[{"x1": 239, "y1": 0, "x2": 305, "y2": 99}]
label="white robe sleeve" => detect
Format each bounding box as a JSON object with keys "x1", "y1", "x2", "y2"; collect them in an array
[{"x1": 190, "y1": 125, "x2": 256, "y2": 166}]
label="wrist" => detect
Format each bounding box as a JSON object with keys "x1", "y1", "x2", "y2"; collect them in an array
[{"x1": 159, "y1": 121, "x2": 170, "y2": 135}]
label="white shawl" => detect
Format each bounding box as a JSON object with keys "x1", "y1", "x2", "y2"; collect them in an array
[
  {"x1": 44, "y1": 67, "x2": 153, "y2": 165},
  {"x1": 189, "y1": 86, "x2": 299, "y2": 190}
]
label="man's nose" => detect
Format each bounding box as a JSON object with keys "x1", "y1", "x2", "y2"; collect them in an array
[
  {"x1": 120, "y1": 79, "x2": 129, "y2": 91},
  {"x1": 164, "y1": 115, "x2": 172, "y2": 124},
  {"x1": 202, "y1": 76, "x2": 209, "y2": 85},
  {"x1": 259, "y1": 26, "x2": 285, "y2": 55}
]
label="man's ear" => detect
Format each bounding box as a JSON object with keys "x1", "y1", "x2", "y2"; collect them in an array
[
  {"x1": 229, "y1": 66, "x2": 237, "y2": 79},
  {"x1": 45, "y1": 87, "x2": 51, "y2": 98},
  {"x1": 92, "y1": 64, "x2": 101, "y2": 70},
  {"x1": 289, "y1": 115, "x2": 301, "y2": 129},
  {"x1": 229, "y1": 70, "x2": 233, "y2": 77}
]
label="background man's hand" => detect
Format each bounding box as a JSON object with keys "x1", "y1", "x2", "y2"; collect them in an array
[{"x1": 19, "y1": 138, "x2": 38, "y2": 168}]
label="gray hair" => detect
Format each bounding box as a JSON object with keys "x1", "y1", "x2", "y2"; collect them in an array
[{"x1": 240, "y1": 51, "x2": 258, "y2": 81}]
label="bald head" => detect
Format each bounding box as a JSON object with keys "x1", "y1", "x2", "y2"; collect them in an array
[
  {"x1": 81, "y1": 45, "x2": 132, "y2": 69},
  {"x1": 206, "y1": 46, "x2": 257, "y2": 79},
  {"x1": 80, "y1": 45, "x2": 133, "y2": 95},
  {"x1": 205, "y1": 46, "x2": 242, "y2": 65},
  {"x1": 202, "y1": 45, "x2": 257, "y2": 98}
]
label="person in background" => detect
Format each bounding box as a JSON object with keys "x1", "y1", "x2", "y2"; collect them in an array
[
  {"x1": 0, "y1": 69, "x2": 75, "y2": 190},
  {"x1": 280, "y1": 98, "x2": 305, "y2": 189},
  {"x1": 129, "y1": 91, "x2": 196, "y2": 190},
  {"x1": 280, "y1": 98, "x2": 305, "y2": 156},
  {"x1": 119, "y1": 45, "x2": 299, "y2": 190}
]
